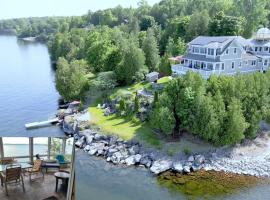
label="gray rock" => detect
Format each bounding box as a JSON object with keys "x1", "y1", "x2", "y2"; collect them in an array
[
  {"x1": 88, "y1": 148, "x2": 97, "y2": 155},
  {"x1": 94, "y1": 134, "x2": 102, "y2": 140},
  {"x1": 84, "y1": 145, "x2": 90, "y2": 152},
  {"x1": 128, "y1": 145, "x2": 140, "y2": 155},
  {"x1": 187, "y1": 155, "x2": 194, "y2": 162},
  {"x1": 191, "y1": 165, "x2": 203, "y2": 172},
  {"x1": 183, "y1": 165, "x2": 191, "y2": 173},
  {"x1": 106, "y1": 157, "x2": 111, "y2": 162},
  {"x1": 134, "y1": 154, "x2": 142, "y2": 163},
  {"x1": 150, "y1": 160, "x2": 172, "y2": 174},
  {"x1": 172, "y1": 162, "x2": 183, "y2": 173},
  {"x1": 109, "y1": 136, "x2": 118, "y2": 145},
  {"x1": 125, "y1": 156, "x2": 136, "y2": 166},
  {"x1": 140, "y1": 156, "x2": 152, "y2": 168},
  {"x1": 111, "y1": 152, "x2": 124, "y2": 164},
  {"x1": 194, "y1": 155, "x2": 205, "y2": 166},
  {"x1": 75, "y1": 136, "x2": 85, "y2": 148},
  {"x1": 107, "y1": 148, "x2": 119, "y2": 157},
  {"x1": 97, "y1": 149, "x2": 104, "y2": 156},
  {"x1": 85, "y1": 135, "x2": 94, "y2": 144}
]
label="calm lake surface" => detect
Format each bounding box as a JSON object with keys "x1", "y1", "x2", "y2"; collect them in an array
[
  {"x1": 0, "y1": 35, "x2": 63, "y2": 137},
  {"x1": 76, "y1": 150, "x2": 270, "y2": 200},
  {"x1": 1, "y1": 35, "x2": 269, "y2": 200}
]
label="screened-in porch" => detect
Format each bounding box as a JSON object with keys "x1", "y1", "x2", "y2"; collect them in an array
[{"x1": 0, "y1": 137, "x2": 75, "y2": 200}]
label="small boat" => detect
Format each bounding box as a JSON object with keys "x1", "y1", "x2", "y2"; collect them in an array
[{"x1": 25, "y1": 118, "x2": 59, "y2": 129}]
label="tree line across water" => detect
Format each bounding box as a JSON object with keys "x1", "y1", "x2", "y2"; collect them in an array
[{"x1": 1, "y1": 0, "x2": 270, "y2": 145}]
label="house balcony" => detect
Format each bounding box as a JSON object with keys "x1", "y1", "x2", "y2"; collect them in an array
[{"x1": 172, "y1": 64, "x2": 221, "y2": 79}]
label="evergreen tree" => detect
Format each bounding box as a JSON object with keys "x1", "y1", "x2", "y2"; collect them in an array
[
  {"x1": 222, "y1": 98, "x2": 247, "y2": 145},
  {"x1": 159, "y1": 55, "x2": 172, "y2": 76},
  {"x1": 142, "y1": 28, "x2": 160, "y2": 72},
  {"x1": 134, "y1": 94, "x2": 139, "y2": 113}
]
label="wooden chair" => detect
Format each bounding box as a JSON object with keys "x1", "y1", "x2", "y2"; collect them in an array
[
  {"x1": 56, "y1": 154, "x2": 71, "y2": 168},
  {"x1": 0, "y1": 157, "x2": 15, "y2": 165},
  {"x1": 25, "y1": 159, "x2": 44, "y2": 181},
  {"x1": 0, "y1": 164, "x2": 25, "y2": 196}
]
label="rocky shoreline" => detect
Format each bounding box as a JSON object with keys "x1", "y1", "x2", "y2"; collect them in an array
[{"x1": 64, "y1": 111, "x2": 270, "y2": 177}]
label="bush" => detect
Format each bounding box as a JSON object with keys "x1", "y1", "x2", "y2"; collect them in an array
[{"x1": 183, "y1": 147, "x2": 191, "y2": 155}]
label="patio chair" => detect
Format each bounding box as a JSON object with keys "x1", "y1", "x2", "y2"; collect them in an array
[
  {"x1": 25, "y1": 159, "x2": 44, "y2": 181},
  {"x1": 0, "y1": 164, "x2": 25, "y2": 196},
  {"x1": 55, "y1": 154, "x2": 70, "y2": 168}
]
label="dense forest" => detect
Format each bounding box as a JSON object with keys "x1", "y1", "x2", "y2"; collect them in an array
[{"x1": 1, "y1": 0, "x2": 270, "y2": 145}]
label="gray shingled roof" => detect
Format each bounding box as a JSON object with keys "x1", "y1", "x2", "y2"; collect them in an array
[
  {"x1": 183, "y1": 54, "x2": 221, "y2": 62},
  {"x1": 242, "y1": 53, "x2": 258, "y2": 60},
  {"x1": 189, "y1": 36, "x2": 248, "y2": 50}
]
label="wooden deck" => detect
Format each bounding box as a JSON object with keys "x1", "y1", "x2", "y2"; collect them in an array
[{"x1": 0, "y1": 172, "x2": 66, "y2": 200}]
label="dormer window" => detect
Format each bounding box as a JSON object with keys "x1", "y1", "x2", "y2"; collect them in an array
[{"x1": 225, "y1": 49, "x2": 229, "y2": 54}]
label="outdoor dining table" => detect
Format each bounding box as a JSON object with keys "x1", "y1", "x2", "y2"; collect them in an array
[{"x1": 0, "y1": 163, "x2": 33, "y2": 172}]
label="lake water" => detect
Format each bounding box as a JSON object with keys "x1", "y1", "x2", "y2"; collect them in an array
[
  {"x1": 1, "y1": 35, "x2": 269, "y2": 200},
  {"x1": 0, "y1": 35, "x2": 64, "y2": 137},
  {"x1": 76, "y1": 150, "x2": 270, "y2": 200}
]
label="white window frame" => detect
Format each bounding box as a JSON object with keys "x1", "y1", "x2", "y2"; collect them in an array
[
  {"x1": 234, "y1": 48, "x2": 237, "y2": 54},
  {"x1": 225, "y1": 49, "x2": 229, "y2": 55}
]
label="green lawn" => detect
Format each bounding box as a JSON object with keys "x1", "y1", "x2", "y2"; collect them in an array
[
  {"x1": 109, "y1": 81, "x2": 153, "y2": 100},
  {"x1": 88, "y1": 105, "x2": 161, "y2": 147},
  {"x1": 157, "y1": 76, "x2": 171, "y2": 84}
]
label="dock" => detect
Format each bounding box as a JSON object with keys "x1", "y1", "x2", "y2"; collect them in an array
[{"x1": 25, "y1": 118, "x2": 59, "y2": 129}]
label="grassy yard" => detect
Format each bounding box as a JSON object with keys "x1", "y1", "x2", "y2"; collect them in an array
[
  {"x1": 88, "y1": 105, "x2": 161, "y2": 148},
  {"x1": 109, "y1": 81, "x2": 153, "y2": 100},
  {"x1": 157, "y1": 76, "x2": 171, "y2": 84}
]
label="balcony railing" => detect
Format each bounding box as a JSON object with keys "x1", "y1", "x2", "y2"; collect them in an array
[
  {"x1": 172, "y1": 64, "x2": 220, "y2": 79},
  {"x1": 172, "y1": 64, "x2": 262, "y2": 79}
]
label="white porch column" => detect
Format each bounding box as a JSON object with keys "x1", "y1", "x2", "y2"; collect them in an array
[
  {"x1": 0, "y1": 137, "x2": 4, "y2": 159},
  {"x1": 62, "y1": 138, "x2": 67, "y2": 155},
  {"x1": 29, "y1": 137, "x2": 34, "y2": 163},
  {"x1": 67, "y1": 141, "x2": 75, "y2": 200},
  {"x1": 48, "y1": 137, "x2": 51, "y2": 160}
]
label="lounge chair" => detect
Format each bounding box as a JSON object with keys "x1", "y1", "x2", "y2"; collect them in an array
[
  {"x1": 0, "y1": 164, "x2": 25, "y2": 196},
  {"x1": 25, "y1": 159, "x2": 44, "y2": 181}
]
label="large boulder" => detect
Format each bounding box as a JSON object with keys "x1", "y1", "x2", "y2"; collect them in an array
[
  {"x1": 84, "y1": 145, "x2": 90, "y2": 152},
  {"x1": 106, "y1": 148, "x2": 119, "y2": 157},
  {"x1": 172, "y1": 162, "x2": 183, "y2": 173},
  {"x1": 140, "y1": 156, "x2": 152, "y2": 168},
  {"x1": 111, "y1": 152, "x2": 125, "y2": 164},
  {"x1": 75, "y1": 136, "x2": 85, "y2": 148},
  {"x1": 183, "y1": 165, "x2": 191, "y2": 173},
  {"x1": 194, "y1": 155, "x2": 205, "y2": 166},
  {"x1": 150, "y1": 160, "x2": 172, "y2": 174},
  {"x1": 187, "y1": 155, "x2": 195, "y2": 162},
  {"x1": 128, "y1": 145, "x2": 140, "y2": 155},
  {"x1": 125, "y1": 154, "x2": 142, "y2": 166},
  {"x1": 62, "y1": 116, "x2": 78, "y2": 135}
]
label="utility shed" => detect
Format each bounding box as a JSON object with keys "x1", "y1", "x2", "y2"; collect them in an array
[{"x1": 146, "y1": 71, "x2": 159, "y2": 82}]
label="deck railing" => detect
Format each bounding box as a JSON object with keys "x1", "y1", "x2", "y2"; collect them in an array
[{"x1": 172, "y1": 64, "x2": 261, "y2": 79}]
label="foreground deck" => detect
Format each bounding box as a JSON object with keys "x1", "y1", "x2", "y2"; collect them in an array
[{"x1": 0, "y1": 172, "x2": 66, "y2": 200}]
